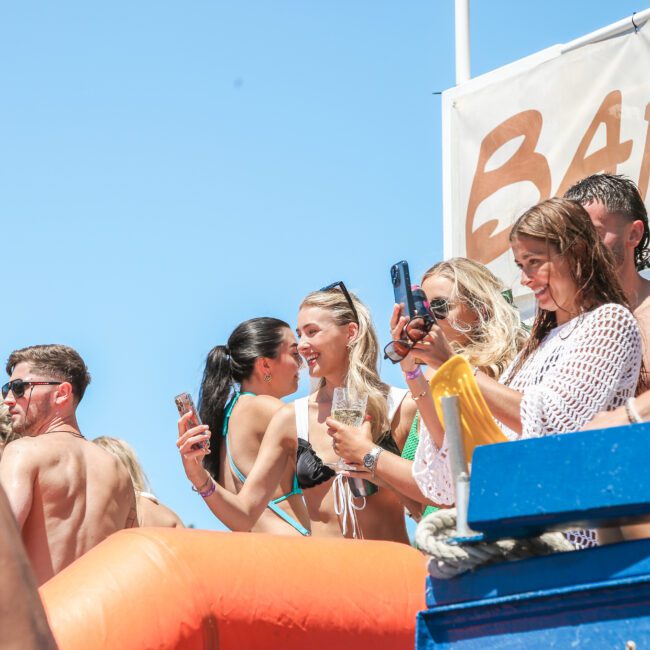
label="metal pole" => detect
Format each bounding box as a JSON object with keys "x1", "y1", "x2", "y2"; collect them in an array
[
  {"x1": 442, "y1": 395, "x2": 467, "y2": 479},
  {"x1": 442, "y1": 395, "x2": 474, "y2": 537},
  {"x1": 561, "y1": 9, "x2": 650, "y2": 54},
  {"x1": 454, "y1": 0, "x2": 471, "y2": 84}
]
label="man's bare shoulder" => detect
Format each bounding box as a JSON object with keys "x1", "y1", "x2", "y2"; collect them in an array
[
  {"x1": 0, "y1": 436, "x2": 48, "y2": 470},
  {"x1": 634, "y1": 275, "x2": 650, "y2": 315}
]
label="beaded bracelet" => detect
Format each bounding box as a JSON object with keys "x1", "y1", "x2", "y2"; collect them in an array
[
  {"x1": 199, "y1": 480, "x2": 217, "y2": 498},
  {"x1": 625, "y1": 397, "x2": 643, "y2": 424}
]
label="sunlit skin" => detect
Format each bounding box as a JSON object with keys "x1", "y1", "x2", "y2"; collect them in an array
[
  {"x1": 0, "y1": 362, "x2": 137, "y2": 585},
  {"x1": 327, "y1": 276, "x2": 484, "y2": 512},
  {"x1": 179, "y1": 309, "x2": 413, "y2": 542},
  {"x1": 583, "y1": 199, "x2": 650, "y2": 378},
  {"x1": 297, "y1": 306, "x2": 353, "y2": 388},
  {"x1": 291, "y1": 305, "x2": 412, "y2": 541},
  {"x1": 178, "y1": 327, "x2": 310, "y2": 536},
  {"x1": 421, "y1": 275, "x2": 479, "y2": 347},
  {"x1": 583, "y1": 200, "x2": 637, "y2": 269},
  {"x1": 511, "y1": 235, "x2": 580, "y2": 326}
]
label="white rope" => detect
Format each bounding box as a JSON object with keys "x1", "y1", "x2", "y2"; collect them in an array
[
  {"x1": 415, "y1": 508, "x2": 575, "y2": 579},
  {"x1": 332, "y1": 474, "x2": 366, "y2": 539}
]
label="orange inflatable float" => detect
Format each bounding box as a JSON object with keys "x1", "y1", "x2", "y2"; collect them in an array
[{"x1": 40, "y1": 528, "x2": 427, "y2": 650}]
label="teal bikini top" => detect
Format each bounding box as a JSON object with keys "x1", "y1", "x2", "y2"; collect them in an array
[{"x1": 222, "y1": 391, "x2": 309, "y2": 536}]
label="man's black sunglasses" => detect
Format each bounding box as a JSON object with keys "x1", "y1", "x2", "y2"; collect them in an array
[
  {"x1": 2, "y1": 379, "x2": 62, "y2": 399},
  {"x1": 320, "y1": 281, "x2": 359, "y2": 324}
]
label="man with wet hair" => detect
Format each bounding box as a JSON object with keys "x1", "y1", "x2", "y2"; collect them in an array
[
  {"x1": 566, "y1": 175, "x2": 650, "y2": 544},
  {"x1": 0, "y1": 344, "x2": 137, "y2": 585},
  {"x1": 564, "y1": 173, "x2": 650, "y2": 313}
]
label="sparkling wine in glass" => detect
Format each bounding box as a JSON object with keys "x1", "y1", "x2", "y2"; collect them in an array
[{"x1": 331, "y1": 388, "x2": 367, "y2": 472}]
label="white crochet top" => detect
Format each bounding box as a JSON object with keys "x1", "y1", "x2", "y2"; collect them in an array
[{"x1": 412, "y1": 303, "x2": 642, "y2": 508}]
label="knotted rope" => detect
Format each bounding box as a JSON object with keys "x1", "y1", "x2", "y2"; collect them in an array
[{"x1": 415, "y1": 508, "x2": 575, "y2": 579}]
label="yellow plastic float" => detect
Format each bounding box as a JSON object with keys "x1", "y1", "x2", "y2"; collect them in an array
[{"x1": 429, "y1": 355, "x2": 507, "y2": 460}]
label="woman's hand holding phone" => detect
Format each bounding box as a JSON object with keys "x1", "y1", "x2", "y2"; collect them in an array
[
  {"x1": 176, "y1": 411, "x2": 212, "y2": 486},
  {"x1": 389, "y1": 303, "x2": 419, "y2": 372}
]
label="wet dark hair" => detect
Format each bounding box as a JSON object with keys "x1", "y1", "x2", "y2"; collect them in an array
[
  {"x1": 198, "y1": 317, "x2": 290, "y2": 479},
  {"x1": 564, "y1": 173, "x2": 649, "y2": 271}
]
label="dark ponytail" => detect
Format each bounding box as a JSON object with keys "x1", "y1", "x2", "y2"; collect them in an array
[{"x1": 199, "y1": 317, "x2": 291, "y2": 479}]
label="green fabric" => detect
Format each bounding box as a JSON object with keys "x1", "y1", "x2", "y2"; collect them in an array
[{"x1": 401, "y1": 411, "x2": 437, "y2": 517}]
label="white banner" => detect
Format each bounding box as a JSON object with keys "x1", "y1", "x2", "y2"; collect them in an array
[{"x1": 442, "y1": 19, "x2": 650, "y2": 306}]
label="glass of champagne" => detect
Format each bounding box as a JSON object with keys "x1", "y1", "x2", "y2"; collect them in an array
[{"x1": 330, "y1": 387, "x2": 368, "y2": 472}]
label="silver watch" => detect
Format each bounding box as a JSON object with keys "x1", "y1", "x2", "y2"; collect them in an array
[{"x1": 362, "y1": 446, "x2": 383, "y2": 474}]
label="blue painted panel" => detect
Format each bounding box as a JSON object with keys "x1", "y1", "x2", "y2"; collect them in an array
[
  {"x1": 425, "y1": 538, "x2": 650, "y2": 608},
  {"x1": 468, "y1": 422, "x2": 650, "y2": 540},
  {"x1": 418, "y1": 578, "x2": 650, "y2": 649}
]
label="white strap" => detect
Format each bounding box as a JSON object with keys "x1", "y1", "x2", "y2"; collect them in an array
[
  {"x1": 294, "y1": 396, "x2": 310, "y2": 441},
  {"x1": 332, "y1": 475, "x2": 366, "y2": 539},
  {"x1": 387, "y1": 386, "x2": 408, "y2": 423}
]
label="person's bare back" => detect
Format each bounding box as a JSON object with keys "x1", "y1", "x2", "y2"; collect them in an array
[
  {"x1": 1, "y1": 432, "x2": 136, "y2": 585},
  {"x1": 138, "y1": 493, "x2": 184, "y2": 527}
]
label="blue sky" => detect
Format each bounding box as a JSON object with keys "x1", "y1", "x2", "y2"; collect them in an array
[{"x1": 2, "y1": 1, "x2": 642, "y2": 529}]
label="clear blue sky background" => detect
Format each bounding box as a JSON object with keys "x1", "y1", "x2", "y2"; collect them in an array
[{"x1": 2, "y1": 1, "x2": 642, "y2": 530}]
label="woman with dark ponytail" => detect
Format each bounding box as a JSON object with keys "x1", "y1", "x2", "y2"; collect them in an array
[{"x1": 177, "y1": 317, "x2": 315, "y2": 536}]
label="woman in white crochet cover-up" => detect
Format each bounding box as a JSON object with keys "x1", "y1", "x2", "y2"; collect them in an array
[{"x1": 404, "y1": 198, "x2": 642, "y2": 548}]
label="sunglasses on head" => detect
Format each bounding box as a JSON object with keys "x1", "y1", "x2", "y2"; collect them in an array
[
  {"x1": 320, "y1": 281, "x2": 359, "y2": 324},
  {"x1": 2, "y1": 379, "x2": 62, "y2": 399}
]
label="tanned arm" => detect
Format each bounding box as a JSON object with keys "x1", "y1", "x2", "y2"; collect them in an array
[{"x1": 0, "y1": 440, "x2": 37, "y2": 530}]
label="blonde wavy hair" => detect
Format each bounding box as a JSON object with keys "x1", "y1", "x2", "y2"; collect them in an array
[
  {"x1": 422, "y1": 258, "x2": 528, "y2": 379},
  {"x1": 300, "y1": 289, "x2": 390, "y2": 441},
  {"x1": 94, "y1": 436, "x2": 151, "y2": 494},
  {"x1": 0, "y1": 404, "x2": 14, "y2": 450}
]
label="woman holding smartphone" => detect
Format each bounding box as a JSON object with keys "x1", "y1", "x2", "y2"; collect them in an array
[
  {"x1": 327, "y1": 259, "x2": 527, "y2": 519},
  {"x1": 407, "y1": 199, "x2": 642, "y2": 546},
  {"x1": 179, "y1": 288, "x2": 416, "y2": 542},
  {"x1": 178, "y1": 317, "x2": 311, "y2": 536}
]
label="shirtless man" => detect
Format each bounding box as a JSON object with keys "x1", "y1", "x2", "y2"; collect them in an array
[
  {"x1": 565, "y1": 173, "x2": 650, "y2": 368},
  {"x1": 0, "y1": 344, "x2": 137, "y2": 586},
  {"x1": 565, "y1": 175, "x2": 650, "y2": 543}
]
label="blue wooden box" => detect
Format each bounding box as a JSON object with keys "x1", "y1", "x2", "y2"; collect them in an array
[{"x1": 416, "y1": 423, "x2": 650, "y2": 648}]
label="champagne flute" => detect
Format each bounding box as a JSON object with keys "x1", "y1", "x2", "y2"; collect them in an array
[{"x1": 331, "y1": 387, "x2": 367, "y2": 472}]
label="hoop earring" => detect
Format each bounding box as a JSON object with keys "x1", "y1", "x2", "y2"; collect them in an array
[{"x1": 264, "y1": 373, "x2": 272, "y2": 382}]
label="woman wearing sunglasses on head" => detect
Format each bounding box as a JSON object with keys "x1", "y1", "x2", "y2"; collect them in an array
[
  {"x1": 178, "y1": 290, "x2": 414, "y2": 541},
  {"x1": 408, "y1": 199, "x2": 642, "y2": 547},
  {"x1": 327, "y1": 259, "x2": 526, "y2": 519},
  {"x1": 177, "y1": 317, "x2": 314, "y2": 536},
  {"x1": 267, "y1": 283, "x2": 416, "y2": 541}
]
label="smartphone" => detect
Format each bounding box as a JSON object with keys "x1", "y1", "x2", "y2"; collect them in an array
[
  {"x1": 391, "y1": 260, "x2": 416, "y2": 318},
  {"x1": 174, "y1": 392, "x2": 207, "y2": 450}
]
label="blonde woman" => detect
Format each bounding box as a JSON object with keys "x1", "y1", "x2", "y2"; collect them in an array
[
  {"x1": 0, "y1": 404, "x2": 14, "y2": 459},
  {"x1": 403, "y1": 199, "x2": 641, "y2": 547},
  {"x1": 95, "y1": 437, "x2": 184, "y2": 528},
  {"x1": 328, "y1": 259, "x2": 526, "y2": 519},
  {"x1": 178, "y1": 284, "x2": 415, "y2": 542}
]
